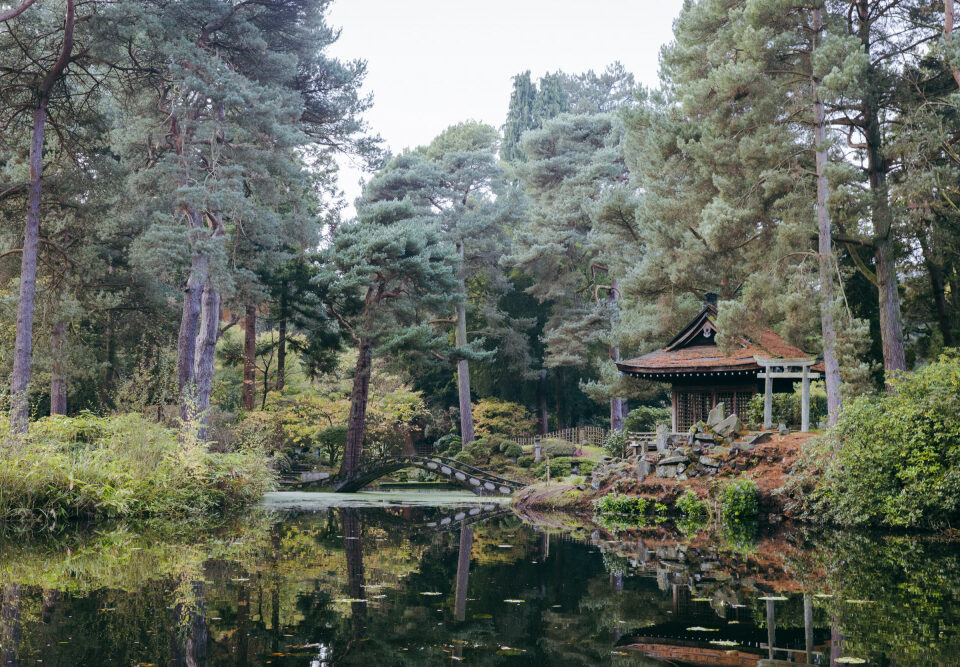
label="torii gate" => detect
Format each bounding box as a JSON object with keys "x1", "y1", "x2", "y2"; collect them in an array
[{"x1": 755, "y1": 357, "x2": 821, "y2": 432}]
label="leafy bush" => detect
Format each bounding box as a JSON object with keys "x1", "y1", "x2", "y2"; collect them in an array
[
  {"x1": 577, "y1": 460, "x2": 595, "y2": 477},
  {"x1": 472, "y1": 398, "x2": 537, "y2": 438},
  {"x1": 517, "y1": 455, "x2": 534, "y2": 468},
  {"x1": 593, "y1": 494, "x2": 648, "y2": 521},
  {"x1": 453, "y1": 450, "x2": 475, "y2": 466},
  {"x1": 540, "y1": 438, "x2": 577, "y2": 457},
  {"x1": 676, "y1": 490, "x2": 708, "y2": 518},
  {"x1": 0, "y1": 413, "x2": 275, "y2": 524},
  {"x1": 503, "y1": 443, "x2": 523, "y2": 459},
  {"x1": 624, "y1": 405, "x2": 671, "y2": 432},
  {"x1": 535, "y1": 457, "x2": 573, "y2": 480},
  {"x1": 746, "y1": 382, "x2": 828, "y2": 428},
  {"x1": 721, "y1": 478, "x2": 759, "y2": 522},
  {"x1": 603, "y1": 430, "x2": 628, "y2": 458},
  {"x1": 785, "y1": 352, "x2": 960, "y2": 528},
  {"x1": 434, "y1": 433, "x2": 462, "y2": 456}
]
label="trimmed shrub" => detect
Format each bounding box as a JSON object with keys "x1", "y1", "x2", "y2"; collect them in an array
[
  {"x1": 535, "y1": 457, "x2": 573, "y2": 480},
  {"x1": 576, "y1": 460, "x2": 595, "y2": 477},
  {"x1": 540, "y1": 438, "x2": 576, "y2": 457},
  {"x1": 624, "y1": 405, "x2": 671, "y2": 432},
  {"x1": 452, "y1": 450, "x2": 476, "y2": 466},
  {"x1": 503, "y1": 443, "x2": 523, "y2": 459},
  {"x1": 517, "y1": 455, "x2": 534, "y2": 468},
  {"x1": 603, "y1": 430, "x2": 628, "y2": 458},
  {"x1": 434, "y1": 433, "x2": 462, "y2": 456},
  {"x1": 676, "y1": 490, "x2": 708, "y2": 518}
]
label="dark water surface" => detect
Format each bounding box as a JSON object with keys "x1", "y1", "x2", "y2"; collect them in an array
[{"x1": 1, "y1": 491, "x2": 960, "y2": 666}]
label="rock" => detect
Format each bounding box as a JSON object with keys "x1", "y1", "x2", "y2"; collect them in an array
[
  {"x1": 655, "y1": 424, "x2": 670, "y2": 452},
  {"x1": 713, "y1": 413, "x2": 742, "y2": 438},
  {"x1": 778, "y1": 423, "x2": 790, "y2": 435},
  {"x1": 745, "y1": 432, "x2": 771, "y2": 445},
  {"x1": 707, "y1": 402, "x2": 726, "y2": 427},
  {"x1": 732, "y1": 441, "x2": 756, "y2": 452},
  {"x1": 712, "y1": 446, "x2": 731, "y2": 458},
  {"x1": 659, "y1": 455, "x2": 689, "y2": 465},
  {"x1": 656, "y1": 465, "x2": 678, "y2": 479},
  {"x1": 699, "y1": 455, "x2": 719, "y2": 467},
  {"x1": 676, "y1": 473, "x2": 688, "y2": 481},
  {"x1": 677, "y1": 463, "x2": 686, "y2": 474}
]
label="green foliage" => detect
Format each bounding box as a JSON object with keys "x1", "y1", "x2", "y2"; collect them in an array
[
  {"x1": 434, "y1": 433, "x2": 462, "y2": 456},
  {"x1": 593, "y1": 494, "x2": 648, "y2": 522},
  {"x1": 786, "y1": 352, "x2": 960, "y2": 528},
  {"x1": 624, "y1": 405, "x2": 671, "y2": 432},
  {"x1": 676, "y1": 490, "x2": 708, "y2": 518},
  {"x1": 517, "y1": 455, "x2": 534, "y2": 468},
  {"x1": 535, "y1": 457, "x2": 573, "y2": 480},
  {"x1": 503, "y1": 443, "x2": 523, "y2": 459},
  {"x1": 603, "y1": 430, "x2": 628, "y2": 458},
  {"x1": 472, "y1": 398, "x2": 537, "y2": 439},
  {"x1": 452, "y1": 450, "x2": 475, "y2": 466},
  {"x1": 720, "y1": 478, "x2": 759, "y2": 523},
  {"x1": 0, "y1": 413, "x2": 274, "y2": 524},
  {"x1": 577, "y1": 460, "x2": 595, "y2": 477},
  {"x1": 540, "y1": 438, "x2": 577, "y2": 457},
  {"x1": 746, "y1": 383, "x2": 828, "y2": 428}
]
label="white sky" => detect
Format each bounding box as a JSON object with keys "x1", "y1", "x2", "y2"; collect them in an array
[{"x1": 326, "y1": 0, "x2": 686, "y2": 212}]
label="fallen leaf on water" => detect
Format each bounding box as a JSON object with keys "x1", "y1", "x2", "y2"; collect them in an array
[
  {"x1": 686, "y1": 626, "x2": 718, "y2": 632},
  {"x1": 758, "y1": 596, "x2": 788, "y2": 601},
  {"x1": 835, "y1": 659, "x2": 867, "y2": 665},
  {"x1": 333, "y1": 598, "x2": 366, "y2": 603},
  {"x1": 710, "y1": 640, "x2": 738, "y2": 647},
  {"x1": 420, "y1": 592, "x2": 443, "y2": 596},
  {"x1": 503, "y1": 599, "x2": 525, "y2": 603}
]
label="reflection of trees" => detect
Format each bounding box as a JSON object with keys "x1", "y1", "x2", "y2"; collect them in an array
[
  {"x1": 1, "y1": 584, "x2": 20, "y2": 667},
  {"x1": 173, "y1": 580, "x2": 208, "y2": 667},
  {"x1": 342, "y1": 508, "x2": 366, "y2": 640},
  {"x1": 454, "y1": 523, "x2": 473, "y2": 622}
]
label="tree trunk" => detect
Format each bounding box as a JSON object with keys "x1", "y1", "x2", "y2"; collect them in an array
[
  {"x1": 918, "y1": 234, "x2": 954, "y2": 347},
  {"x1": 341, "y1": 338, "x2": 372, "y2": 476},
  {"x1": 242, "y1": 305, "x2": 257, "y2": 410},
  {"x1": 555, "y1": 368, "x2": 566, "y2": 430},
  {"x1": 276, "y1": 284, "x2": 287, "y2": 391},
  {"x1": 945, "y1": 0, "x2": 960, "y2": 88},
  {"x1": 50, "y1": 321, "x2": 67, "y2": 416},
  {"x1": 192, "y1": 280, "x2": 221, "y2": 433},
  {"x1": 9, "y1": 0, "x2": 75, "y2": 433},
  {"x1": 10, "y1": 103, "x2": 47, "y2": 433},
  {"x1": 177, "y1": 248, "x2": 206, "y2": 420},
  {"x1": 1, "y1": 584, "x2": 21, "y2": 667},
  {"x1": 455, "y1": 244, "x2": 475, "y2": 446},
  {"x1": 813, "y1": 6, "x2": 843, "y2": 425},
  {"x1": 342, "y1": 509, "x2": 367, "y2": 639},
  {"x1": 538, "y1": 368, "x2": 549, "y2": 435},
  {"x1": 608, "y1": 278, "x2": 625, "y2": 431},
  {"x1": 858, "y1": 0, "x2": 907, "y2": 378}
]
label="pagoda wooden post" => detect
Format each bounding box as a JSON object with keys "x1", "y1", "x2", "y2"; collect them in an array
[
  {"x1": 763, "y1": 370, "x2": 773, "y2": 430},
  {"x1": 801, "y1": 365, "x2": 811, "y2": 432}
]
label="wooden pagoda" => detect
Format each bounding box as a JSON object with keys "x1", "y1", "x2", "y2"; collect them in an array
[{"x1": 616, "y1": 300, "x2": 820, "y2": 432}]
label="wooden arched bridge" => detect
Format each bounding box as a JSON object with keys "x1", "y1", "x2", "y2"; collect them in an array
[{"x1": 328, "y1": 455, "x2": 525, "y2": 496}]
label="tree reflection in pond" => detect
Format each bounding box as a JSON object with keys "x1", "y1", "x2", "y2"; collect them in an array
[{"x1": 0, "y1": 506, "x2": 959, "y2": 665}]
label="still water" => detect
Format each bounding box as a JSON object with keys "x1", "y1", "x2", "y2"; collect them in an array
[{"x1": 1, "y1": 491, "x2": 960, "y2": 666}]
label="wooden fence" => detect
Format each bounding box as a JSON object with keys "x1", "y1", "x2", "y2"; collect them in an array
[{"x1": 512, "y1": 426, "x2": 609, "y2": 448}]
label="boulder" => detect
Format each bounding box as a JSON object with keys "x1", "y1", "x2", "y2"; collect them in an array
[
  {"x1": 699, "y1": 455, "x2": 719, "y2": 467},
  {"x1": 707, "y1": 402, "x2": 726, "y2": 427},
  {"x1": 713, "y1": 413, "x2": 742, "y2": 438},
  {"x1": 655, "y1": 424, "x2": 671, "y2": 452},
  {"x1": 778, "y1": 423, "x2": 790, "y2": 435},
  {"x1": 659, "y1": 455, "x2": 689, "y2": 465},
  {"x1": 656, "y1": 465, "x2": 678, "y2": 479},
  {"x1": 694, "y1": 433, "x2": 715, "y2": 443}
]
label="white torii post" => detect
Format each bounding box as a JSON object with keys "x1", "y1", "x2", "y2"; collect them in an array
[{"x1": 756, "y1": 358, "x2": 820, "y2": 433}]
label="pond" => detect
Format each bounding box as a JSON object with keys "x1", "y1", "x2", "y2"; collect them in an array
[{"x1": 1, "y1": 491, "x2": 959, "y2": 665}]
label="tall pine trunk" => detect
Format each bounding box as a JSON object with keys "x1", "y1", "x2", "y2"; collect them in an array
[
  {"x1": 1, "y1": 584, "x2": 21, "y2": 667},
  {"x1": 858, "y1": 0, "x2": 907, "y2": 377},
  {"x1": 341, "y1": 337, "x2": 372, "y2": 476},
  {"x1": 276, "y1": 282, "x2": 287, "y2": 391},
  {"x1": 813, "y1": 6, "x2": 843, "y2": 425},
  {"x1": 608, "y1": 279, "x2": 625, "y2": 431},
  {"x1": 9, "y1": 0, "x2": 75, "y2": 433},
  {"x1": 50, "y1": 321, "x2": 67, "y2": 416},
  {"x1": 537, "y1": 368, "x2": 549, "y2": 435},
  {"x1": 192, "y1": 280, "x2": 221, "y2": 431},
  {"x1": 242, "y1": 305, "x2": 257, "y2": 410},
  {"x1": 455, "y1": 243, "x2": 475, "y2": 446},
  {"x1": 918, "y1": 232, "x2": 954, "y2": 347},
  {"x1": 177, "y1": 246, "x2": 206, "y2": 421}
]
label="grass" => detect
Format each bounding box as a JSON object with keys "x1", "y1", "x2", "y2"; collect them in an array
[{"x1": 0, "y1": 412, "x2": 276, "y2": 525}]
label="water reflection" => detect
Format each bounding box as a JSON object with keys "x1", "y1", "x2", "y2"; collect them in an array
[{"x1": 0, "y1": 497, "x2": 959, "y2": 665}]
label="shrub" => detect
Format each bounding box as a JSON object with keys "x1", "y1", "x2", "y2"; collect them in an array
[
  {"x1": 594, "y1": 494, "x2": 648, "y2": 521},
  {"x1": 785, "y1": 352, "x2": 960, "y2": 528},
  {"x1": 517, "y1": 455, "x2": 534, "y2": 468},
  {"x1": 576, "y1": 460, "x2": 595, "y2": 477},
  {"x1": 676, "y1": 490, "x2": 708, "y2": 518},
  {"x1": 503, "y1": 443, "x2": 523, "y2": 459},
  {"x1": 535, "y1": 457, "x2": 573, "y2": 480},
  {"x1": 472, "y1": 398, "x2": 537, "y2": 438},
  {"x1": 0, "y1": 413, "x2": 275, "y2": 524},
  {"x1": 603, "y1": 430, "x2": 628, "y2": 458},
  {"x1": 540, "y1": 438, "x2": 576, "y2": 457},
  {"x1": 624, "y1": 405, "x2": 671, "y2": 432},
  {"x1": 721, "y1": 478, "x2": 759, "y2": 522},
  {"x1": 452, "y1": 450, "x2": 476, "y2": 466},
  {"x1": 434, "y1": 433, "x2": 462, "y2": 456}
]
